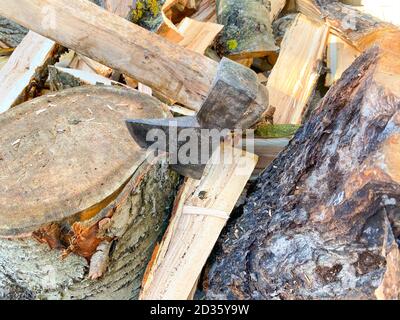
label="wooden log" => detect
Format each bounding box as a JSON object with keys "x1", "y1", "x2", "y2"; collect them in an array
[
  {"x1": 269, "y1": 0, "x2": 287, "y2": 22},
  {"x1": 266, "y1": 13, "x2": 329, "y2": 124},
  {"x1": 0, "y1": 31, "x2": 62, "y2": 113},
  {"x1": 0, "y1": 16, "x2": 27, "y2": 47},
  {"x1": 325, "y1": 34, "x2": 360, "y2": 86},
  {"x1": 140, "y1": 144, "x2": 257, "y2": 299},
  {"x1": 205, "y1": 46, "x2": 400, "y2": 299},
  {"x1": 215, "y1": 0, "x2": 278, "y2": 59},
  {"x1": 129, "y1": 0, "x2": 183, "y2": 43},
  {"x1": 48, "y1": 65, "x2": 129, "y2": 90},
  {"x1": 0, "y1": 0, "x2": 129, "y2": 114},
  {"x1": 296, "y1": 0, "x2": 399, "y2": 53},
  {"x1": 102, "y1": 0, "x2": 132, "y2": 18},
  {"x1": 341, "y1": 0, "x2": 400, "y2": 26},
  {"x1": 190, "y1": 0, "x2": 216, "y2": 23},
  {"x1": 0, "y1": 0, "x2": 219, "y2": 111},
  {"x1": 297, "y1": 0, "x2": 400, "y2": 93},
  {"x1": 272, "y1": 13, "x2": 297, "y2": 45},
  {"x1": 0, "y1": 86, "x2": 179, "y2": 299}
]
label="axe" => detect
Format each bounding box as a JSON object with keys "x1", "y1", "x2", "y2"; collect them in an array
[{"x1": 0, "y1": 0, "x2": 268, "y2": 178}]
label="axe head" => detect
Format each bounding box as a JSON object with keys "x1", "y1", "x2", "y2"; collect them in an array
[{"x1": 126, "y1": 58, "x2": 268, "y2": 179}]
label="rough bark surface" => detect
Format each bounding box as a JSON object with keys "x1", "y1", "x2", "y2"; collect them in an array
[
  {"x1": 0, "y1": 16, "x2": 27, "y2": 47},
  {"x1": 0, "y1": 86, "x2": 180, "y2": 299},
  {"x1": 205, "y1": 47, "x2": 400, "y2": 300}
]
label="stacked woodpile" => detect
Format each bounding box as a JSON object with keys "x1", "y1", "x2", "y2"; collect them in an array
[{"x1": 0, "y1": 0, "x2": 398, "y2": 300}]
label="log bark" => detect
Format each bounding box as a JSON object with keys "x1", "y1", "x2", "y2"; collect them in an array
[
  {"x1": 0, "y1": 86, "x2": 179, "y2": 299},
  {"x1": 205, "y1": 46, "x2": 400, "y2": 300},
  {"x1": 0, "y1": 16, "x2": 27, "y2": 47},
  {"x1": 0, "y1": 0, "x2": 219, "y2": 111},
  {"x1": 0, "y1": 31, "x2": 62, "y2": 113},
  {"x1": 215, "y1": 0, "x2": 278, "y2": 59},
  {"x1": 266, "y1": 13, "x2": 329, "y2": 124}
]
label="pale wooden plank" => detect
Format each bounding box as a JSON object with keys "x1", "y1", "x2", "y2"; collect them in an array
[
  {"x1": 178, "y1": 17, "x2": 223, "y2": 54},
  {"x1": 140, "y1": 145, "x2": 257, "y2": 300},
  {"x1": 267, "y1": 14, "x2": 329, "y2": 124}
]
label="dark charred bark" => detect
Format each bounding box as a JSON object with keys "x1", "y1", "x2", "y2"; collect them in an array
[{"x1": 205, "y1": 47, "x2": 400, "y2": 300}]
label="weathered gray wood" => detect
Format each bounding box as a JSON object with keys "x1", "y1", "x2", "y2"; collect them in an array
[
  {"x1": 216, "y1": 0, "x2": 278, "y2": 59},
  {"x1": 0, "y1": 86, "x2": 179, "y2": 299},
  {"x1": 205, "y1": 47, "x2": 400, "y2": 300}
]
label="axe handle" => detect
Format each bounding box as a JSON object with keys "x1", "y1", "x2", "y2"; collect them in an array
[{"x1": 0, "y1": 0, "x2": 218, "y2": 111}]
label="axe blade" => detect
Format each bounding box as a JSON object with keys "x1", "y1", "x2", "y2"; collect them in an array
[{"x1": 126, "y1": 116, "x2": 207, "y2": 179}]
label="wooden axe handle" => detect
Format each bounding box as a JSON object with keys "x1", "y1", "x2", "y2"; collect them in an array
[{"x1": 0, "y1": 0, "x2": 218, "y2": 111}]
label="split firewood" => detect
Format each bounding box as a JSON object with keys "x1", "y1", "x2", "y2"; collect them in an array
[
  {"x1": 341, "y1": 0, "x2": 400, "y2": 26},
  {"x1": 205, "y1": 44, "x2": 400, "y2": 299},
  {"x1": 0, "y1": 0, "x2": 268, "y2": 119},
  {"x1": 48, "y1": 65, "x2": 129, "y2": 90},
  {"x1": 66, "y1": 0, "x2": 132, "y2": 79},
  {"x1": 0, "y1": 0, "x2": 134, "y2": 114},
  {"x1": 69, "y1": 54, "x2": 113, "y2": 78},
  {"x1": 269, "y1": 0, "x2": 287, "y2": 22},
  {"x1": 297, "y1": 0, "x2": 400, "y2": 90},
  {"x1": 0, "y1": 31, "x2": 63, "y2": 113},
  {"x1": 251, "y1": 138, "x2": 290, "y2": 178},
  {"x1": 267, "y1": 13, "x2": 329, "y2": 124},
  {"x1": 272, "y1": 13, "x2": 297, "y2": 45},
  {"x1": 129, "y1": 0, "x2": 184, "y2": 43},
  {"x1": 0, "y1": 86, "x2": 179, "y2": 299},
  {"x1": 216, "y1": 0, "x2": 278, "y2": 60},
  {"x1": 140, "y1": 144, "x2": 257, "y2": 300},
  {"x1": 164, "y1": 0, "x2": 200, "y2": 24},
  {"x1": 325, "y1": 34, "x2": 360, "y2": 86},
  {"x1": 177, "y1": 17, "x2": 223, "y2": 54}
]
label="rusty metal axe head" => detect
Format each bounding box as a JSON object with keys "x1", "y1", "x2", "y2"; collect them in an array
[{"x1": 126, "y1": 58, "x2": 269, "y2": 179}]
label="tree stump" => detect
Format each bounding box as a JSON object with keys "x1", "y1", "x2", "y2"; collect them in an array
[
  {"x1": 205, "y1": 47, "x2": 400, "y2": 300},
  {"x1": 0, "y1": 86, "x2": 180, "y2": 299}
]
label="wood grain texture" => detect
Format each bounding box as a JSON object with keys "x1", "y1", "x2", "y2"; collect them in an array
[
  {"x1": 190, "y1": 0, "x2": 217, "y2": 22},
  {"x1": 341, "y1": 0, "x2": 400, "y2": 26},
  {"x1": 178, "y1": 17, "x2": 223, "y2": 54},
  {"x1": 206, "y1": 46, "x2": 400, "y2": 300},
  {"x1": 0, "y1": 31, "x2": 61, "y2": 113},
  {"x1": 48, "y1": 65, "x2": 132, "y2": 90},
  {"x1": 0, "y1": 0, "x2": 219, "y2": 111},
  {"x1": 325, "y1": 33, "x2": 360, "y2": 86},
  {"x1": 140, "y1": 145, "x2": 257, "y2": 299},
  {"x1": 0, "y1": 16, "x2": 27, "y2": 47},
  {"x1": 0, "y1": 86, "x2": 171, "y2": 236},
  {"x1": 267, "y1": 14, "x2": 328, "y2": 124},
  {"x1": 0, "y1": 159, "x2": 179, "y2": 299}
]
